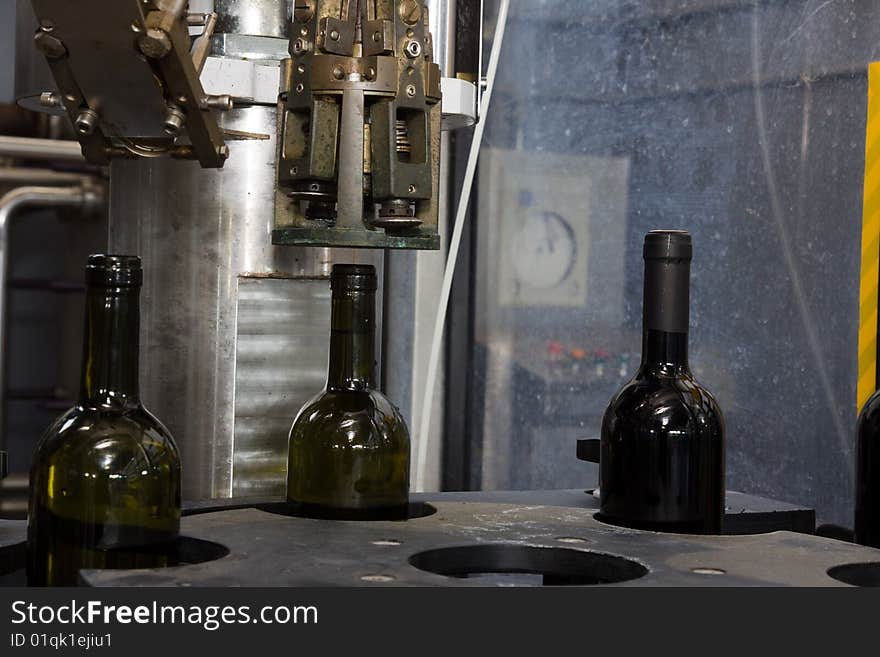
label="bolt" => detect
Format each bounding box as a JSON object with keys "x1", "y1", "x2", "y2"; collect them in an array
[
  {"x1": 217, "y1": 144, "x2": 230, "y2": 159},
  {"x1": 365, "y1": 67, "x2": 376, "y2": 81},
  {"x1": 332, "y1": 66, "x2": 344, "y2": 80},
  {"x1": 138, "y1": 28, "x2": 172, "y2": 59},
  {"x1": 405, "y1": 40, "x2": 422, "y2": 59},
  {"x1": 406, "y1": 84, "x2": 416, "y2": 98},
  {"x1": 373, "y1": 31, "x2": 382, "y2": 43},
  {"x1": 39, "y1": 92, "x2": 62, "y2": 108},
  {"x1": 75, "y1": 109, "x2": 100, "y2": 136},
  {"x1": 398, "y1": 0, "x2": 421, "y2": 25},
  {"x1": 201, "y1": 94, "x2": 233, "y2": 111},
  {"x1": 163, "y1": 105, "x2": 186, "y2": 135},
  {"x1": 329, "y1": 29, "x2": 340, "y2": 41}
]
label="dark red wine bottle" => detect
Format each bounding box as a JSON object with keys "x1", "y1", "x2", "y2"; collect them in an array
[
  {"x1": 599, "y1": 230, "x2": 725, "y2": 534},
  {"x1": 856, "y1": 391, "x2": 880, "y2": 547}
]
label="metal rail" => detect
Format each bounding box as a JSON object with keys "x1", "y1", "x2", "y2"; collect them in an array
[
  {"x1": 0, "y1": 137, "x2": 85, "y2": 162},
  {"x1": 0, "y1": 185, "x2": 105, "y2": 450}
]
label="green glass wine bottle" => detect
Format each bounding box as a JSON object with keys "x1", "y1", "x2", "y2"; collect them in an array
[
  {"x1": 27, "y1": 255, "x2": 181, "y2": 586},
  {"x1": 287, "y1": 264, "x2": 410, "y2": 520}
]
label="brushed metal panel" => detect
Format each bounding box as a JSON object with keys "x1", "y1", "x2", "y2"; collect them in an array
[{"x1": 231, "y1": 277, "x2": 330, "y2": 496}]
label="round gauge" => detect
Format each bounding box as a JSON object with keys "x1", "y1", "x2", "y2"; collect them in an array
[{"x1": 510, "y1": 210, "x2": 578, "y2": 290}]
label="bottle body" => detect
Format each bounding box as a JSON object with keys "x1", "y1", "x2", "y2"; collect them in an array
[
  {"x1": 599, "y1": 231, "x2": 725, "y2": 534},
  {"x1": 855, "y1": 390, "x2": 880, "y2": 547},
  {"x1": 600, "y1": 347, "x2": 725, "y2": 533},
  {"x1": 27, "y1": 407, "x2": 181, "y2": 585},
  {"x1": 287, "y1": 265, "x2": 410, "y2": 519},
  {"x1": 27, "y1": 255, "x2": 181, "y2": 586},
  {"x1": 287, "y1": 389, "x2": 410, "y2": 518}
]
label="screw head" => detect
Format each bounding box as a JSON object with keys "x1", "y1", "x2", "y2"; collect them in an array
[
  {"x1": 406, "y1": 84, "x2": 416, "y2": 98},
  {"x1": 398, "y1": 0, "x2": 422, "y2": 25},
  {"x1": 162, "y1": 106, "x2": 186, "y2": 135},
  {"x1": 332, "y1": 66, "x2": 344, "y2": 80},
  {"x1": 329, "y1": 29, "x2": 340, "y2": 41},
  {"x1": 295, "y1": 83, "x2": 304, "y2": 94},
  {"x1": 138, "y1": 28, "x2": 172, "y2": 59},
  {"x1": 75, "y1": 109, "x2": 99, "y2": 136}
]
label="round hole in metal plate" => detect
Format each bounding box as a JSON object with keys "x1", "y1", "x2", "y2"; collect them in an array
[
  {"x1": 409, "y1": 544, "x2": 647, "y2": 586},
  {"x1": 827, "y1": 562, "x2": 880, "y2": 587},
  {"x1": 691, "y1": 567, "x2": 726, "y2": 575},
  {"x1": 0, "y1": 537, "x2": 228, "y2": 586},
  {"x1": 556, "y1": 536, "x2": 591, "y2": 544}
]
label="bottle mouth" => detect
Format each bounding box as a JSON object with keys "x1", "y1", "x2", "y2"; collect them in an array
[
  {"x1": 85, "y1": 254, "x2": 143, "y2": 287},
  {"x1": 331, "y1": 264, "x2": 377, "y2": 292},
  {"x1": 643, "y1": 230, "x2": 692, "y2": 261}
]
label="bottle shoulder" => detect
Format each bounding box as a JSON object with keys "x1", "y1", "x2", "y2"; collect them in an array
[
  {"x1": 858, "y1": 390, "x2": 880, "y2": 437},
  {"x1": 290, "y1": 388, "x2": 410, "y2": 444},
  {"x1": 604, "y1": 371, "x2": 724, "y2": 432},
  {"x1": 34, "y1": 404, "x2": 180, "y2": 464}
]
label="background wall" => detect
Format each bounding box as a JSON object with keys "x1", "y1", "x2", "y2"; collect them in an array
[{"x1": 467, "y1": 0, "x2": 878, "y2": 526}]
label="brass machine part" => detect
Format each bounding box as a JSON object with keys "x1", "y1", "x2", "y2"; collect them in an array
[
  {"x1": 274, "y1": 0, "x2": 442, "y2": 250},
  {"x1": 28, "y1": 0, "x2": 229, "y2": 168}
]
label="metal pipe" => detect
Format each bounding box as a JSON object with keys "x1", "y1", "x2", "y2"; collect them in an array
[
  {"x1": 428, "y1": 0, "x2": 457, "y2": 76},
  {"x1": 0, "y1": 137, "x2": 85, "y2": 162},
  {"x1": 0, "y1": 185, "x2": 105, "y2": 451},
  {"x1": 0, "y1": 168, "x2": 95, "y2": 186}
]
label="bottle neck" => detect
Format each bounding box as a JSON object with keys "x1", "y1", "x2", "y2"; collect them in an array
[
  {"x1": 327, "y1": 288, "x2": 376, "y2": 391},
  {"x1": 641, "y1": 329, "x2": 689, "y2": 372},
  {"x1": 79, "y1": 285, "x2": 141, "y2": 406},
  {"x1": 640, "y1": 258, "x2": 690, "y2": 374}
]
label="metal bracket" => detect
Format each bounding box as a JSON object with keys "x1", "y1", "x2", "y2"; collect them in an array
[{"x1": 27, "y1": 0, "x2": 228, "y2": 167}]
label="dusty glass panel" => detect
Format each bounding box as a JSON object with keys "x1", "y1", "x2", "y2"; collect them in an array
[{"x1": 470, "y1": 0, "x2": 880, "y2": 524}]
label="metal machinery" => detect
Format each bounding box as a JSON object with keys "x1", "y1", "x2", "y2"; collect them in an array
[
  {"x1": 274, "y1": 0, "x2": 442, "y2": 248},
  {"x1": 21, "y1": 0, "x2": 477, "y2": 499}
]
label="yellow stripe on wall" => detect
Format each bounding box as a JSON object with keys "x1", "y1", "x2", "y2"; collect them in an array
[{"x1": 857, "y1": 62, "x2": 880, "y2": 413}]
